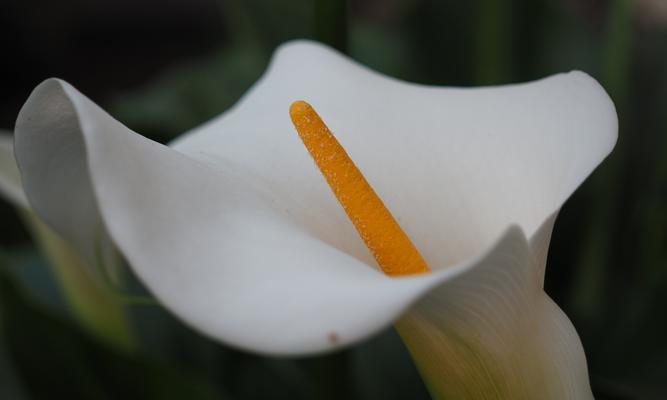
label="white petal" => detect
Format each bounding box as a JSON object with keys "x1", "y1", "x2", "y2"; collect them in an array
[
  {"x1": 13, "y1": 79, "x2": 583, "y2": 369},
  {"x1": 529, "y1": 212, "x2": 558, "y2": 285},
  {"x1": 14, "y1": 83, "x2": 114, "y2": 266},
  {"x1": 397, "y1": 226, "x2": 593, "y2": 399},
  {"x1": 0, "y1": 132, "x2": 28, "y2": 209},
  {"x1": 174, "y1": 40, "x2": 617, "y2": 268}
]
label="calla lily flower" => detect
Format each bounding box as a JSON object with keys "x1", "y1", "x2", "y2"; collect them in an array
[{"x1": 6, "y1": 40, "x2": 616, "y2": 398}]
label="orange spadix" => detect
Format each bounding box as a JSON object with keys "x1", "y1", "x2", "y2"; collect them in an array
[{"x1": 289, "y1": 100, "x2": 430, "y2": 276}]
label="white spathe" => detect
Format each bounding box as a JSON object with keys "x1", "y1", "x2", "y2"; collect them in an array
[{"x1": 12, "y1": 40, "x2": 616, "y2": 399}]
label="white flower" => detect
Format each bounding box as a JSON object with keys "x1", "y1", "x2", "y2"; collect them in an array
[{"x1": 5, "y1": 40, "x2": 616, "y2": 398}]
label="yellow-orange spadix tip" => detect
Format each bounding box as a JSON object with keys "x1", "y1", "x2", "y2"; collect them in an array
[
  {"x1": 289, "y1": 100, "x2": 310, "y2": 115},
  {"x1": 288, "y1": 100, "x2": 430, "y2": 277}
]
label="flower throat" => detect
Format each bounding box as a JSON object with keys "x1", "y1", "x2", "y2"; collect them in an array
[{"x1": 289, "y1": 100, "x2": 430, "y2": 277}]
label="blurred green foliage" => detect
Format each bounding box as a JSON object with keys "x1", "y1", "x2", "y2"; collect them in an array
[
  {"x1": 0, "y1": 254, "x2": 221, "y2": 400},
  {"x1": 1, "y1": 0, "x2": 667, "y2": 399}
]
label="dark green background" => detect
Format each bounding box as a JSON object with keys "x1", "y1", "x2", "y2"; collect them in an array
[{"x1": 1, "y1": 0, "x2": 666, "y2": 398}]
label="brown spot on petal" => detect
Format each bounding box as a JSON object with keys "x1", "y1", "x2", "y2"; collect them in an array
[{"x1": 328, "y1": 332, "x2": 339, "y2": 344}]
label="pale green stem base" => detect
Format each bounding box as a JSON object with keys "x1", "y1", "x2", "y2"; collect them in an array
[{"x1": 21, "y1": 211, "x2": 135, "y2": 353}]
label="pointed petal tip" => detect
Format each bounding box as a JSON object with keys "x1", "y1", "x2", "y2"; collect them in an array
[
  {"x1": 562, "y1": 69, "x2": 619, "y2": 150},
  {"x1": 268, "y1": 40, "x2": 348, "y2": 78},
  {"x1": 15, "y1": 78, "x2": 74, "y2": 135},
  {"x1": 274, "y1": 39, "x2": 335, "y2": 57}
]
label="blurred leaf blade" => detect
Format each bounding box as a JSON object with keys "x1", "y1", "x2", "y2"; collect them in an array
[
  {"x1": 0, "y1": 262, "x2": 222, "y2": 400},
  {"x1": 21, "y1": 212, "x2": 136, "y2": 353}
]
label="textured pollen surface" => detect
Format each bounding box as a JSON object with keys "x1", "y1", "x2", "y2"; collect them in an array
[{"x1": 289, "y1": 100, "x2": 430, "y2": 276}]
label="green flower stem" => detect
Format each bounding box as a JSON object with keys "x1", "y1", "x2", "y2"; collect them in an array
[{"x1": 21, "y1": 211, "x2": 135, "y2": 353}]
